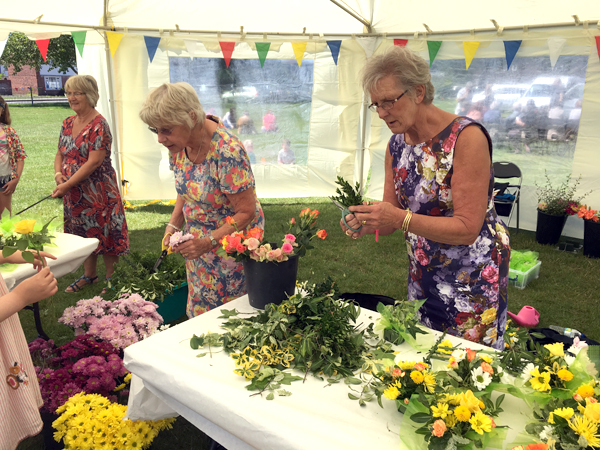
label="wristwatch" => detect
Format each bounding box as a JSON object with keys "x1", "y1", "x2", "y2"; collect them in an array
[{"x1": 208, "y1": 234, "x2": 218, "y2": 248}]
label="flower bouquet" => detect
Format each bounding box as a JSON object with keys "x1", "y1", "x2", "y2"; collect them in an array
[
  {"x1": 0, "y1": 214, "x2": 56, "y2": 265},
  {"x1": 28, "y1": 335, "x2": 129, "y2": 412},
  {"x1": 577, "y1": 205, "x2": 600, "y2": 223},
  {"x1": 53, "y1": 392, "x2": 176, "y2": 449},
  {"x1": 59, "y1": 293, "x2": 164, "y2": 350},
  {"x1": 217, "y1": 208, "x2": 326, "y2": 263}
]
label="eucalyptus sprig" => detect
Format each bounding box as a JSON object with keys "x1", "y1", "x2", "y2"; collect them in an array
[
  {"x1": 1, "y1": 217, "x2": 55, "y2": 265},
  {"x1": 330, "y1": 176, "x2": 364, "y2": 208}
]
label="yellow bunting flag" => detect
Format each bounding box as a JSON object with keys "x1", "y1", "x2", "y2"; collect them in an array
[
  {"x1": 463, "y1": 41, "x2": 480, "y2": 70},
  {"x1": 291, "y1": 42, "x2": 307, "y2": 67},
  {"x1": 106, "y1": 32, "x2": 124, "y2": 58}
]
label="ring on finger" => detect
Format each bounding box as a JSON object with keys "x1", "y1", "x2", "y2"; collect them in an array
[
  {"x1": 345, "y1": 230, "x2": 351, "y2": 236},
  {"x1": 362, "y1": 220, "x2": 367, "y2": 225}
]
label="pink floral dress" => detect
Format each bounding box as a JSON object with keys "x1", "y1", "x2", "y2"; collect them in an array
[
  {"x1": 390, "y1": 117, "x2": 511, "y2": 349},
  {"x1": 173, "y1": 116, "x2": 264, "y2": 317}
]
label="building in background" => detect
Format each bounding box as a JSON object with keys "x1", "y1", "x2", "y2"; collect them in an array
[{"x1": 3, "y1": 64, "x2": 75, "y2": 95}]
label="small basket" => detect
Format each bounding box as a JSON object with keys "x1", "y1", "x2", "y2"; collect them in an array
[{"x1": 508, "y1": 261, "x2": 541, "y2": 289}]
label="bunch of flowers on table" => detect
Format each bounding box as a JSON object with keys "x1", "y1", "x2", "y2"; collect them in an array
[
  {"x1": 442, "y1": 346, "x2": 514, "y2": 392},
  {"x1": 28, "y1": 335, "x2": 129, "y2": 413},
  {"x1": 217, "y1": 208, "x2": 326, "y2": 263},
  {"x1": 52, "y1": 392, "x2": 175, "y2": 449},
  {"x1": 58, "y1": 293, "x2": 164, "y2": 350}
]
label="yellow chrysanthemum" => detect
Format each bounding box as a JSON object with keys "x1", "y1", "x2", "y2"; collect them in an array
[
  {"x1": 557, "y1": 368, "x2": 574, "y2": 382},
  {"x1": 443, "y1": 393, "x2": 461, "y2": 406},
  {"x1": 529, "y1": 368, "x2": 551, "y2": 392},
  {"x1": 438, "y1": 340, "x2": 454, "y2": 354},
  {"x1": 469, "y1": 411, "x2": 493, "y2": 435},
  {"x1": 445, "y1": 413, "x2": 458, "y2": 428},
  {"x1": 431, "y1": 402, "x2": 450, "y2": 419},
  {"x1": 398, "y1": 361, "x2": 416, "y2": 370},
  {"x1": 551, "y1": 407, "x2": 575, "y2": 423},
  {"x1": 384, "y1": 386, "x2": 401, "y2": 400},
  {"x1": 454, "y1": 405, "x2": 471, "y2": 422},
  {"x1": 569, "y1": 415, "x2": 600, "y2": 448},
  {"x1": 410, "y1": 371, "x2": 424, "y2": 384},
  {"x1": 423, "y1": 372, "x2": 437, "y2": 393},
  {"x1": 480, "y1": 308, "x2": 496, "y2": 325},
  {"x1": 544, "y1": 342, "x2": 565, "y2": 357},
  {"x1": 577, "y1": 384, "x2": 596, "y2": 399}
]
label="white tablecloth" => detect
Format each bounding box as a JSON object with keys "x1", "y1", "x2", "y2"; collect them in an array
[
  {"x1": 124, "y1": 296, "x2": 531, "y2": 450},
  {"x1": 0, "y1": 232, "x2": 99, "y2": 289}
]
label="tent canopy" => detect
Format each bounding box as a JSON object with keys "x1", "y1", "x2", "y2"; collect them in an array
[{"x1": 1, "y1": 1, "x2": 599, "y2": 239}]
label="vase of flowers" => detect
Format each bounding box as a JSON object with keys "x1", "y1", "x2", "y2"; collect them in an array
[
  {"x1": 217, "y1": 208, "x2": 326, "y2": 309},
  {"x1": 577, "y1": 205, "x2": 600, "y2": 258},
  {"x1": 535, "y1": 172, "x2": 588, "y2": 245}
]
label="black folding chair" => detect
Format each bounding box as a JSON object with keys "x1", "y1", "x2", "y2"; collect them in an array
[{"x1": 493, "y1": 161, "x2": 522, "y2": 231}]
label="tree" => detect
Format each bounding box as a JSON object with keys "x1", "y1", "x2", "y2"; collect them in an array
[{"x1": 0, "y1": 32, "x2": 77, "y2": 74}]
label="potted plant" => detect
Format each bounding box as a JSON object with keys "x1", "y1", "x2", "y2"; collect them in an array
[
  {"x1": 217, "y1": 209, "x2": 327, "y2": 309},
  {"x1": 576, "y1": 204, "x2": 600, "y2": 258},
  {"x1": 106, "y1": 250, "x2": 188, "y2": 322},
  {"x1": 535, "y1": 172, "x2": 589, "y2": 245}
]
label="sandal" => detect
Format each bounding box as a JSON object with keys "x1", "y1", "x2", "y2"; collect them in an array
[
  {"x1": 100, "y1": 277, "x2": 112, "y2": 296},
  {"x1": 65, "y1": 275, "x2": 99, "y2": 293}
]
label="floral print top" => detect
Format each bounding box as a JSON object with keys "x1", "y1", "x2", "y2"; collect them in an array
[
  {"x1": 173, "y1": 116, "x2": 264, "y2": 317},
  {"x1": 0, "y1": 124, "x2": 27, "y2": 180},
  {"x1": 389, "y1": 117, "x2": 510, "y2": 349}
]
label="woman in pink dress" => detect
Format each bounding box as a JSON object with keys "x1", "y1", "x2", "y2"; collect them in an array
[{"x1": 52, "y1": 75, "x2": 129, "y2": 293}]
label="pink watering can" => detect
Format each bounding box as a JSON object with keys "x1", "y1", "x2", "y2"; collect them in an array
[{"x1": 507, "y1": 306, "x2": 540, "y2": 328}]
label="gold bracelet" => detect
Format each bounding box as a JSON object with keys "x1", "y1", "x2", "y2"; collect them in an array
[
  {"x1": 167, "y1": 223, "x2": 181, "y2": 231},
  {"x1": 401, "y1": 210, "x2": 413, "y2": 232},
  {"x1": 54, "y1": 172, "x2": 62, "y2": 178}
]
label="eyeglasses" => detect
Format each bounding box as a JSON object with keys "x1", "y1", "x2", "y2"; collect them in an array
[
  {"x1": 64, "y1": 91, "x2": 86, "y2": 98},
  {"x1": 368, "y1": 89, "x2": 409, "y2": 112},
  {"x1": 148, "y1": 126, "x2": 174, "y2": 136}
]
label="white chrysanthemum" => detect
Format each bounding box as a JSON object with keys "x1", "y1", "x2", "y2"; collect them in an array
[
  {"x1": 521, "y1": 363, "x2": 536, "y2": 381},
  {"x1": 563, "y1": 354, "x2": 576, "y2": 367},
  {"x1": 451, "y1": 349, "x2": 466, "y2": 362},
  {"x1": 539, "y1": 425, "x2": 555, "y2": 441},
  {"x1": 471, "y1": 366, "x2": 492, "y2": 390}
]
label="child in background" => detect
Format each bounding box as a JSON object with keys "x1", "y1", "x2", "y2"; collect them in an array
[
  {"x1": 0, "y1": 97, "x2": 27, "y2": 215},
  {"x1": 0, "y1": 251, "x2": 58, "y2": 450}
]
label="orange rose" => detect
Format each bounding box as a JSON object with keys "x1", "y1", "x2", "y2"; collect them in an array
[
  {"x1": 466, "y1": 349, "x2": 477, "y2": 362},
  {"x1": 431, "y1": 419, "x2": 447, "y2": 437},
  {"x1": 480, "y1": 362, "x2": 494, "y2": 375},
  {"x1": 316, "y1": 229, "x2": 327, "y2": 239},
  {"x1": 226, "y1": 216, "x2": 236, "y2": 225}
]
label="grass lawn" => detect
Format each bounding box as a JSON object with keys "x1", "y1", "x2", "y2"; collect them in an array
[{"x1": 8, "y1": 104, "x2": 600, "y2": 450}]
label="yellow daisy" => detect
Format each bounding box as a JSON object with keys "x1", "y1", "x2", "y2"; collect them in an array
[
  {"x1": 469, "y1": 411, "x2": 492, "y2": 435},
  {"x1": 529, "y1": 368, "x2": 551, "y2": 392},
  {"x1": 431, "y1": 402, "x2": 450, "y2": 419}
]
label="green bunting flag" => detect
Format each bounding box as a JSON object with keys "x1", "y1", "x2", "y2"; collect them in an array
[
  {"x1": 427, "y1": 41, "x2": 442, "y2": 67},
  {"x1": 71, "y1": 31, "x2": 87, "y2": 57},
  {"x1": 255, "y1": 42, "x2": 270, "y2": 68}
]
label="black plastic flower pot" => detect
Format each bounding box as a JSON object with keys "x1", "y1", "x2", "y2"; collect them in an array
[
  {"x1": 583, "y1": 219, "x2": 600, "y2": 258},
  {"x1": 242, "y1": 255, "x2": 299, "y2": 309},
  {"x1": 535, "y1": 209, "x2": 567, "y2": 245}
]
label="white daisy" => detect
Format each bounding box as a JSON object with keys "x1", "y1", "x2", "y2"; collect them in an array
[
  {"x1": 451, "y1": 349, "x2": 467, "y2": 363},
  {"x1": 521, "y1": 363, "x2": 536, "y2": 382},
  {"x1": 471, "y1": 366, "x2": 492, "y2": 390}
]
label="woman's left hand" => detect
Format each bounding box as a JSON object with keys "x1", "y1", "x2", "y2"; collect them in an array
[
  {"x1": 52, "y1": 182, "x2": 72, "y2": 198},
  {"x1": 1, "y1": 179, "x2": 19, "y2": 195},
  {"x1": 175, "y1": 237, "x2": 212, "y2": 260},
  {"x1": 4, "y1": 250, "x2": 57, "y2": 269},
  {"x1": 346, "y1": 201, "x2": 401, "y2": 234}
]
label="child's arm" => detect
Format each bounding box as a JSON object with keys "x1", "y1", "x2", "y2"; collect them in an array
[
  {"x1": 0, "y1": 267, "x2": 57, "y2": 322},
  {"x1": 0, "y1": 250, "x2": 57, "y2": 270}
]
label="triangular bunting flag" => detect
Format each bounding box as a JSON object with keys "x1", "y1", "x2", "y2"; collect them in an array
[
  {"x1": 144, "y1": 36, "x2": 161, "y2": 63},
  {"x1": 291, "y1": 42, "x2": 307, "y2": 67},
  {"x1": 463, "y1": 41, "x2": 480, "y2": 70},
  {"x1": 596, "y1": 36, "x2": 600, "y2": 63},
  {"x1": 35, "y1": 39, "x2": 50, "y2": 62},
  {"x1": 326, "y1": 40, "x2": 341, "y2": 65},
  {"x1": 184, "y1": 40, "x2": 197, "y2": 58},
  {"x1": 255, "y1": 42, "x2": 270, "y2": 68},
  {"x1": 219, "y1": 42, "x2": 235, "y2": 68},
  {"x1": 393, "y1": 39, "x2": 408, "y2": 47},
  {"x1": 71, "y1": 31, "x2": 86, "y2": 57},
  {"x1": 106, "y1": 32, "x2": 124, "y2": 58},
  {"x1": 0, "y1": 39, "x2": 7, "y2": 61},
  {"x1": 357, "y1": 37, "x2": 378, "y2": 58},
  {"x1": 503, "y1": 40, "x2": 522, "y2": 70},
  {"x1": 427, "y1": 41, "x2": 442, "y2": 67},
  {"x1": 547, "y1": 36, "x2": 566, "y2": 68}
]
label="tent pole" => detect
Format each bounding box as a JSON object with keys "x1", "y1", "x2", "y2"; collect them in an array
[
  {"x1": 329, "y1": 0, "x2": 372, "y2": 33},
  {"x1": 101, "y1": 0, "x2": 124, "y2": 196},
  {"x1": 358, "y1": 94, "x2": 369, "y2": 197}
]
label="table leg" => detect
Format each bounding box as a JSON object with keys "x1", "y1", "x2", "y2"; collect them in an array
[{"x1": 23, "y1": 303, "x2": 50, "y2": 340}]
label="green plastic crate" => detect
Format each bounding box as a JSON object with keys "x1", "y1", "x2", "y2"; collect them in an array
[{"x1": 508, "y1": 261, "x2": 541, "y2": 289}]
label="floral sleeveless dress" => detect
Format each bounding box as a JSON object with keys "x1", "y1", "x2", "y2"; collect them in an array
[
  {"x1": 173, "y1": 116, "x2": 264, "y2": 317},
  {"x1": 389, "y1": 117, "x2": 510, "y2": 349},
  {"x1": 59, "y1": 115, "x2": 129, "y2": 256}
]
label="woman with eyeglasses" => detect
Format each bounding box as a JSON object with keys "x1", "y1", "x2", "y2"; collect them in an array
[
  {"x1": 341, "y1": 46, "x2": 510, "y2": 350},
  {"x1": 52, "y1": 75, "x2": 129, "y2": 293},
  {"x1": 139, "y1": 82, "x2": 264, "y2": 318},
  {"x1": 0, "y1": 96, "x2": 27, "y2": 215}
]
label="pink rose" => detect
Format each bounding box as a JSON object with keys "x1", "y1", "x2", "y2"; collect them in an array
[
  {"x1": 281, "y1": 242, "x2": 294, "y2": 254},
  {"x1": 481, "y1": 265, "x2": 499, "y2": 283},
  {"x1": 245, "y1": 237, "x2": 260, "y2": 251},
  {"x1": 284, "y1": 234, "x2": 296, "y2": 242},
  {"x1": 414, "y1": 248, "x2": 429, "y2": 266}
]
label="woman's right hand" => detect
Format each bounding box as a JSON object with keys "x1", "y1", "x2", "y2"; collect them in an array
[
  {"x1": 55, "y1": 173, "x2": 67, "y2": 185},
  {"x1": 13, "y1": 267, "x2": 58, "y2": 305}
]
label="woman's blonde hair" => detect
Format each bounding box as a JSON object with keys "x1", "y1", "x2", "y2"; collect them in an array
[
  {"x1": 0, "y1": 95, "x2": 11, "y2": 125},
  {"x1": 64, "y1": 75, "x2": 100, "y2": 107},
  {"x1": 361, "y1": 46, "x2": 435, "y2": 104},
  {"x1": 139, "y1": 82, "x2": 206, "y2": 130}
]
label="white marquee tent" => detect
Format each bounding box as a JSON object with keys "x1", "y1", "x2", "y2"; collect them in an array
[{"x1": 1, "y1": 1, "x2": 599, "y2": 238}]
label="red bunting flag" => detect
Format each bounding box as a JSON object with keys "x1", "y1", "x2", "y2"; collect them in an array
[
  {"x1": 36, "y1": 39, "x2": 50, "y2": 62},
  {"x1": 393, "y1": 39, "x2": 408, "y2": 47},
  {"x1": 219, "y1": 42, "x2": 235, "y2": 68},
  {"x1": 596, "y1": 36, "x2": 600, "y2": 62}
]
